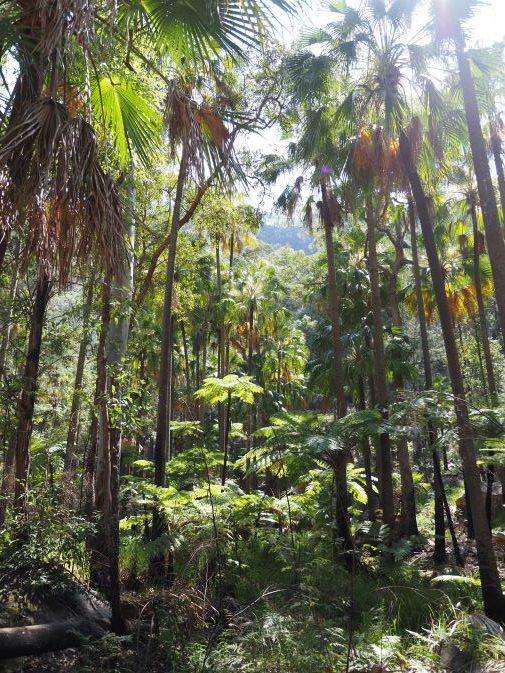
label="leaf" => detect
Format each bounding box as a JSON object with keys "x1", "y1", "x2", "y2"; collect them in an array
[
  {"x1": 431, "y1": 575, "x2": 480, "y2": 586},
  {"x1": 194, "y1": 375, "x2": 263, "y2": 404},
  {"x1": 90, "y1": 75, "x2": 161, "y2": 167}
]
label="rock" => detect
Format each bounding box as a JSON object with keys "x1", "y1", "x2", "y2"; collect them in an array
[{"x1": 439, "y1": 641, "x2": 475, "y2": 672}]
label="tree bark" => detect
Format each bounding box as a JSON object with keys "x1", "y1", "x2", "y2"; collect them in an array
[
  {"x1": 365, "y1": 201, "x2": 394, "y2": 527},
  {"x1": 490, "y1": 121, "x2": 505, "y2": 220},
  {"x1": 469, "y1": 197, "x2": 498, "y2": 403},
  {"x1": 400, "y1": 130, "x2": 505, "y2": 622},
  {"x1": 64, "y1": 274, "x2": 96, "y2": 487},
  {"x1": 469, "y1": 197, "x2": 498, "y2": 528},
  {"x1": 88, "y1": 276, "x2": 112, "y2": 589},
  {"x1": 0, "y1": 619, "x2": 107, "y2": 659},
  {"x1": 385, "y1": 235, "x2": 419, "y2": 537},
  {"x1": 84, "y1": 277, "x2": 110, "y2": 518},
  {"x1": 105, "y1": 199, "x2": 135, "y2": 633},
  {"x1": 216, "y1": 237, "x2": 227, "y2": 460},
  {"x1": 455, "y1": 36, "x2": 505, "y2": 344},
  {"x1": 357, "y1": 376, "x2": 377, "y2": 520},
  {"x1": 13, "y1": 272, "x2": 51, "y2": 516},
  {"x1": 180, "y1": 320, "x2": 192, "y2": 396},
  {"x1": 154, "y1": 140, "x2": 188, "y2": 487},
  {"x1": 408, "y1": 200, "x2": 447, "y2": 562},
  {"x1": 0, "y1": 236, "x2": 21, "y2": 379},
  {"x1": 151, "y1": 141, "x2": 189, "y2": 581},
  {"x1": 320, "y1": 179, "x2": 353, "y2": 558}
]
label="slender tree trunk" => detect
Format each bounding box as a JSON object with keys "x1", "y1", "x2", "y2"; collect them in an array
[
  {"x1": 469, "y1": 198, "x2": 498, "y2": 403},
  {"x1": 469, "y1": 197, "x2": 499, "y2": 527},
  {"x1": 151, "y1": 141, "x2": 189, "y2": 581},
  {"x1": 365, "y1": 201, "x2": 394, "y2": 527},
  {"x1": 13, "y1": 273, "x2": 51, "y2": 516},
  {"x1": 106, "y1": 201, "x2": 135, "y2": 633},
  {"x1": 400, "y1": 131, "x2": 505, "y2": 622},
  {"x1": 89, "y1": 276, "x2": 111, "y2": 589},
  {"x1": 84, "y1": 277, "x2": 110, "y2": 518},
  {"x1": 180, "y1": 320, "x2": 191, "y2": 397},
  {"x1": 320, "y1": 179, "x2": 353, "y2": 557},
  {"x1": 154, "y1": 141, "x2": 188, "y2": 487},
  {"x1": 386, "y1": 264, "x2": 419, "y2": 537},
  {"x1": 245, "y1": 300, "x2": 255, "y2": 493},
  {"x1": 358, "y1": 376, "x2": 377, "y2": 520},
  {"x1": 221, "y1": 391, "x2": 232, "y2": 485},
  {"x1": 215, "y1": 238, "x2": 227, "y2": 459},
  {"x1": 0, "y1": 234, "x2": 9, "y2": 276},
  {"x1": 490, "y1": 121, "x2": 505, "y2": 220},
  {"x1": 472, "y1": 317, "x2": 489, "y2": 401},
  {"x1": 229, "y1": 232, "x2": 235, "y2": 274},
  {"x1": 0, "y1": 236, "x2": 21, "y2": 378},
  {"x1": 408, "y1": 200, "x2": 448, "y2": 562},
  {"x1": 455, "y1": 36, "x2": 505, "y2": 343},
  {"x1": 64, "y1": 274, "x2": 95, "y2": 487},
  {"x1": 0, "y1": 434, "x2": 15, "y2": 527}
]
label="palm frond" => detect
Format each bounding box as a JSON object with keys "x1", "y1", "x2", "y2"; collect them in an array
[
  {"x1": 0, "y1": 98, "x2": 124, "y2": 282},
  {"x1": 91, "y1": 75, "x2": 162, "y2": 168}
]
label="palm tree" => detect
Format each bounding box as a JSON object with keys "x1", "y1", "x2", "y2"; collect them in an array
[
  {"x1": 431, "y1": 0, "x2": 505, "y2": 342},
  {"x1": 407, "y1": 199, "x2": 463, "y2": 565},
  {"x1": 400, "y1": 130, "x2": 505, "y2": 620},
  {"x1": 261, "y1": 107, "x2": 355, "y2": 555},
  {"x1": 309, "y1": 0, "x2": 505, "y2": 620}
]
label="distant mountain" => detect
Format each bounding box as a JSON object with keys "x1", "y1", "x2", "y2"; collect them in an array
[{"x1": 257, "y1": 223, "x2": 316, "y2": 254}]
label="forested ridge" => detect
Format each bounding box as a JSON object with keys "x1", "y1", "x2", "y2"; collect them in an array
[{"x1": 1, "y1": 0, "x2": 505, "y2": 670}]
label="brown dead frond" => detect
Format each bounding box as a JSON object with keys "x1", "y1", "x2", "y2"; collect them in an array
[
  {"x1": 165, "y1": 78, "x2": 230, "y2": 181},
  {"x1": 27, "y1": 0, "x2": 95, "y2": 57},
  {"x1": 0, "y1": 97, "x2": 124, "y2": 284}
]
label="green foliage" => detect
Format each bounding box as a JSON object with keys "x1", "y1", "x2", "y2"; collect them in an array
[
  {"x1": 0, "y1": 496, "x2": 94, "y2": 608},
  {"x1": 194, "y1": 375, "x2": 263, "y2": 405}
]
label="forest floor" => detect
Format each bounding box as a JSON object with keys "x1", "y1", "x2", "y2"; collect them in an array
[{"x1": 2, "y1": 490, "x2": 505, "y2": 673}]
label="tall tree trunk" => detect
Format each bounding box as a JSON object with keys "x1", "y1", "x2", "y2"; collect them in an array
[
  {"x1": 88, "y1": 276, "x2": 112, "y2": 589},
  {"x1": 469, "y1": 197, "x2": 499, "y2": 527},
  {"x1": 64, "y1": 274, "x2": 95, "y2": 488},
  {"x1": 0, "y1": 434, "x2": 16, "y2": 527},
  {"x1": 320, "y1": 179, "x2": 353, "y2": 557},
  {"x1": 454, "y1": 35, "x2": 505, "y2": 343},
  {"x1": 245, "y1": 300, "x2": 255, "y2": 493},
  {"x1": 215, "y1": 237, "x2": 227, "y2": 459},
  {"x1": 408, "y1": 200, "x2": 447, "y2": 562},
  {"x1": 365, "y1": 201, "x2": 394, "y2": 527},
  {"x1": 154, "y1": 141, "x2": 188, "y2": 487},
  {"x1": 13, "y1": 273, "x2": 51, "y2": 516},
  {"x1": 400, "y1": 131, "x2": 505, "y2": 622},
  {"x1": 386, "y1": 258, "x2": 419, "y2": 536},
  {"x1": 151, "y1": 141, "x2": 189, "y2": 580},
  {"x1": 221, "y1": 391, "x2": 232, "y2": 485},
  {"x1": 105, "y1": 199, "x2": 135, "y2": 633},
  {"x1": 84, "y1": 277, "x2": 110, "y2": 518}
]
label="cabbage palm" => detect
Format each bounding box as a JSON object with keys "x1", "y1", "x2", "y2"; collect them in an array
[
  {"x1": 310, "y1": 0, "x2": 505, "y2": 620},
  {"x1": 261, "y1": 108, "x2": 355, "y2": 556},
  {"x1": 430, "y1": 0, "x2": 505, "y2": 344}
]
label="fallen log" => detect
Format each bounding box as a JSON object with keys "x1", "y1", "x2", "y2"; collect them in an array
[{"x1": 0, "y1": 617, "x2": 106, "y2": 659}]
